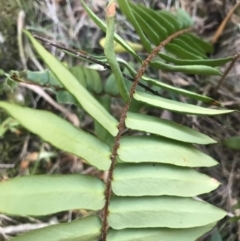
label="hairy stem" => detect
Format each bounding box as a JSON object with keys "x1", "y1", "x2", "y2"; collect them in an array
[{"x1": 101, "y1": 27, "x2": 193, "y2": 241}]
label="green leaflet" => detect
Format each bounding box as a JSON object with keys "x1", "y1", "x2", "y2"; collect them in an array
[
  {"x1": 0, "y1": 175, "x2": 104, "y2": 215},
  {"x1": 109, "y1": 196, "x2": 226, "y2": 229},
  {"x1": 118, "y1": 135, "x2": 218, "y2": 167},
  {"x1": 165, "y1": 43, "x2": 203, "y2": 60},
  {"x1": 132, "y1": 3, "x2": 175, "y2": 35},
  {"x1": 118, "y1": 0, "x2": 152, "y2": 52},
  {"x1": 56, "y1": 90, "x2": 78, "y2": 105},
  {"x1": 0, "y1": 102, "x2": 111, "y2": 171},
  {"x1": 141, "y1": 76, "x2": 215, "y2": 103},
  {"x1": 184, "y1": 33, "x2": 213, "y2": 53},
  {"x1": 158, "y1": 53, "x2": 233, "y2": 66},
  {"x1": 112, "y1": 163, "x2": 219, "y2": 197},
  {"x1": 116, "y1": 59, "x2": 217, "y2": 104},
  {"x1": 171, "y1": 39, "x2": 207, "y2": 59},
  {"x1": 150, "y1": 60, "x2": 221, "y2": 75},
  {"x1": 108, "y1": 223, "x2": 216, "y2": 241},
  {"x1": 24, "y1": 31, "x2": 118, "y2": 136},
  {"x1": 105, "y1": 0, "x2": 129, "y2": 102},
  {"x1": 125, "y1": 112, "x2": 216, "y2": 144},
  {"x1": 81, "y1": 0, "x2": 142, "y2": 62},
  {"x1": 159, "y1": 10, "x2": 182, "y2": 30},
  {"x1": 9, "y1": 216, "x2": 101, "y2": 241},
  {"x1": 176, "y1": 9, "x2": 194, "y2": 28},
  {"x1": 131, "y1": 8, "x2": 160, "y2": 46},
  {"x1": 26, "y1": 70, "x2": 63, "y2": 87},
  {"x1": 134, "y1": 91, "x2": 233, "y2": 115},
  {"x1": 82, "y1": 67, "x2": 102, "y2": 94},
  {"x1": 70, "y1": 66, "x2": 87, "y2": 87},
  {"x1": 94, "y1": 95, "x2": 114, "y2": 145}
]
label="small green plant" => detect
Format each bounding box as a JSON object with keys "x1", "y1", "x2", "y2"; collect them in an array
[{"x1": 0, "y1": 1, "x2": 236, "y2": 241}]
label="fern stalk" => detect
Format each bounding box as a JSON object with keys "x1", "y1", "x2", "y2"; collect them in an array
[{"x1": 101, "y1": 27, "x2": 193, "y2": 241}]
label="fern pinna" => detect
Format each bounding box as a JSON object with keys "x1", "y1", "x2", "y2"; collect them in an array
[{"x1": 0, "y1": 1, "x2": 235, "y2": 241}]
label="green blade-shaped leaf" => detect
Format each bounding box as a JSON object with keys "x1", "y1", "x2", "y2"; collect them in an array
[
  {"x1": 56, "y1": 90, "x2": 78, "y2": 105},
  {"x1": 130, "y1": 4, "x2": 168, "y2": 44},
  {"x1": 176, "y1": 9, "x2": 194, "y2": 28},
  {"x1": 185, "y1": 33, "x2": 213, "y2": 53},
  {"x1": 132, "y1": 3, "x2": 175, "y2": 35},
  {"x1": 171, "y1": 39, "x2": 206, "y2": 59},
  {"x1": 109, "y1": 197, "x2": 226, "y2": 229},
  {"x1": 113, "y1": 163, "x2": 219, "y2": 197},
  {"x1": 165, "y1": 43, "x2": 203, "y2": 60},
  {"x1": 158, "y1": 53, "x2": 233, "y2": 67},
  {"x1": 159, "y1": 10, "x2": 182, "y2": 30},
  {"x1": 177, "y1": 35, "x2": 205, "y2": 57},
  {"x1": 24, "y1": 30, "x2": 118, "y2": 136},
  {"x1": 118, "y1": 135, "x2": 218, "y2": 167},
  {"x1": 81, "y1": 0, "x2": 142, "y2": 62},
  {"x1": 118, "y1": 0, "x2": 152, "y2": 52},
  {"x1": 26, "y1": 70, "x2": 63, "y2": 87},
  {"x1": 0, "y1": 102, "x2": 111, "y2": 170},
  {"x1": 131, "y1": 8, "x2": 160, "y2": 46},
  {"x1": 70, "y1": 66, "x2": 87, "y2": 87},
  {"x1": 150, "y1": 61, "x2": 221, "y2": 75},
  {"x1": 83, "y1": 67, "x2": 102, "y2": 94},
  {"x1": 134, "y1": 91, "x2": 234, "y2": 115},
  {"x1": 108, "y1": 223, "x2": 215, "y2": 241},
  {"x1": 0, "y1": 175, "x2": 104, "y2": 215},
  {"x1": 10, "y1": 216, "x2": 101, "y2": 241},
  {"x1": 126, "y1": 112, "x2": 216, "y2": 144},
  {"x1": 141, "y1": 76, "x2": 216, "y2": 104}
]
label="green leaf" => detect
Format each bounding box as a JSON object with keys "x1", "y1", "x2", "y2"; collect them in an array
[
  {"x1": 130, "y1": 3, "x2": 168, "y2": 43},
  {"x1": 81, "y1": 0, "x2": 142, "y2": 62},
  {"x1": 109, "y1": 196, "x2": 226, "y2": 229},
  {"x1": 150, "y1": 61, "x2": 221, "y2": 75},
  {"x1": 223, "y1": 136, "x2": 240, "y2": 150},
  {"x1": 118, "y1": 135, "x2": 218, "y2": 167},
  {"x1": 171, "y1": 39, "x2": 206, "y2": 59},
  {"x1": 105, "y1": 2, "x2": 129, "y2": 103},
  {"x1": 0, "y1": 175, "x2": 104, "y2": 215},
  {"x1": 158, "y1": 53, "x2": 233, "y2": 67},
  {"x1": 69, "y1": 66, "x2": 87, "y2": 87},
  {"x1": 0, "y1": 102, "x2": 111, "y2": 170},
  {"x1": 165, "y1": 43, "x2": 203, "y2": 60},
  {"x1": 113, "y1": 163, "x2": 219, "y2": 197},
  {"x1": 24, "y1": 30, "x2": 118, "y2": 136},
  {"x1": 125, "y1": 112, "x2": 216, "y2": 144},
  {"x1": 104, "y1": 73, "x2": 120, "y2": 96},
  {"x1": 177, "y1": 35, "x2": 205, "y2": 57},
  {"x1": 108, "y1": 223, "x2": 216, "y2": 241},
  {"x1": 159, "y1": 10, "x2": 182, "y2": 30},
  {"x1": 131, "y1": 9, "x2": 160, "y2": 46},
  {"x1": 118, "y1": 0, "x2": 152, "y2": 52},
  {"x1": 26, "y1": 70, "x2": 63, "y2": 87},
  {"x1": 185, "y1": 33, "x2": 213, "y2": 53},
  {"x1": 211, "y1": 230, "x2": 223, "y2": 241},
  {"x1": 94, "y1": 95, "x2": 114, "y2": 145},
  {"x1": 134, "y1": 91, "x2": 234, "y2": 116},
  {"x1": 82, "y1": 67, "x2": 103, "y2": 94},
  {"x1": 140, "y1": 76, "x2": 216, "y2": 104},
  {"x1": 132, "y1": 3, "x2": 174, "y2": 35},
  {"x1": 9, "y1": 216, "x2": 101, "y2": 241},
  {"x1": 176, "y1": 9, "x2": 194, "y2": 27},
  {"x1": 56, "y1": 90, "x2": 78, "y2": 105}
]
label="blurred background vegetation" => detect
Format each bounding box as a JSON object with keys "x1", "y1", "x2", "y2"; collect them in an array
[{"x1": 1, "y1": 0, "x2": 240, "y2": 240}]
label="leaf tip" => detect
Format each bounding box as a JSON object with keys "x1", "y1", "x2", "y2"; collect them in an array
[{"x1": 106, "y1": 0, "x2": 116, "y2": 18}]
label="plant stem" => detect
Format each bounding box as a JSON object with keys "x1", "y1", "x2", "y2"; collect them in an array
[{"x1": 101, "y1": 27, "x2": 193, "y2": 241}]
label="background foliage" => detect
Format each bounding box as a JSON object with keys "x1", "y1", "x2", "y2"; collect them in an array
[{"x1": 0, "y1": 1, "x2": 240, "y2": 241}]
